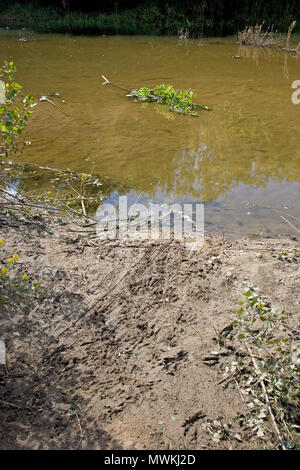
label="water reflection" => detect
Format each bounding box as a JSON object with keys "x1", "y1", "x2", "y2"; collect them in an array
[
  {"x1": 0, "y1": 33, "x2": 299, "y2": 235},
  {"x1": 235, "y1": 43, "x2": 300, "y2": 80}
]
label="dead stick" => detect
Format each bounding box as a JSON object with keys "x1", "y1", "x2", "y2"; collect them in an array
[
  {"x1": 280, "y1": 215, "x2": 300, "y2": 234},
  {"x1": 40, "y1": 96, "x2": 70, "y2": 117},
  {"x1": 16, "y1": 161, "x2": 81, "y2": 175},
  {"x1": 101, "y1": 74, "x2": 130, "y2": 92},
  {"x1": 235, "y1": 379, "x2": 245, "y2": 403},
  {"x1": 81, "y1": 198, "x2": 87, "y2": 217}
]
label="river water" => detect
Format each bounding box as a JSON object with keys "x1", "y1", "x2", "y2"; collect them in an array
[{"x1": 1, "y1": 31, "x2": 300, "y2": 237}]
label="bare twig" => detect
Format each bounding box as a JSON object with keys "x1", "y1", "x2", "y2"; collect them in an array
[
  {"x1": 16, "y1": 161, "x2": 82, "y2": 175},
  {"x1": 39, "y1": 96, "x2": 70, "y2": 117},
  {"x1": 235, "y1": 379, "x2": 245, "y2": 403},
  {"x1": 101, "y1": 74, "x2": 130, "y2": 92},
  {"x1": 280, "y1": 216, "x2": 300, "y2": 234},
  {"x1": 81, "y1": 198, "x2": 87, "y2": 217}
]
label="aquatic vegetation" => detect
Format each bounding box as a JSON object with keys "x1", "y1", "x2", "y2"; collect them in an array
[
  {"x1": 178, "y1": 27, "x2": 190, "y2": 40},
  {"x1": 238, "y1": 21, "x2": 300, "y2": 54},
  {"x1": 284, "y1": 21, "x2": 300, "y2": 54},
  {"x1": 237, "y1": 24, "x2": 283, "y2": 48}
]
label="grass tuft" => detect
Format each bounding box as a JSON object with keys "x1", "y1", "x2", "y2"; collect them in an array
[{"x1": 237, "y1": 24, "x2": 283, "y2": 48}]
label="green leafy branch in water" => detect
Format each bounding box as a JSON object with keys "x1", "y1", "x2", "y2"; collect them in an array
[
  {"x1": 101, "y1": 76, "x2": 210, "y2": 115},
  {"x1": 0, "y1": 61, "x2": 36, "y2": 157},
  {"x1": 131, "y1": 84, "x2": 210, "y2": 115}
]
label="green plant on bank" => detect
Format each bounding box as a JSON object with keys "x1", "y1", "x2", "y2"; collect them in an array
[
  {"x1": 223, "y1": 287, "x2": 300, "y2": 449},
  {"x1": 131, "y1": 84, "x2": 210, "y2": 115},
  {"x1": 266, "y1": 247, "x2": 300, "y2": 263},
  {"x1": 0, "y1": 61, "x2": 35, "y2": 157},
  {"x1": 0, "y1": 239, "x2": 44, "y2": 308}
]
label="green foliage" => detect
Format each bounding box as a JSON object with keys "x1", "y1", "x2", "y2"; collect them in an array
[
  {"x1": 0, "y1": 61, "x2": 35, "y2": 156},
  {"x1": 0, "y1": 62, "x2": 103, "y2": 218},
  {"x1": 0, "y1": 62, "x2": 103, "y2": 219},
  {"x1": 0, "y1": 240, "x2": 44, "y2": 308},
  {"x1": 1, "y1": 2, "x2": 299, "y2": 36},
  {"x1": 225, "y1": 287, "x2": 300, "y2": 448},
  {"x1": 132, "y1": 84, "x2": 210, "y2": 115}
]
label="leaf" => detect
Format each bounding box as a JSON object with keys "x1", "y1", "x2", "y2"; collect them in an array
[{"x1": 243, "y1": 290, "x2": 253, "y2": 298}]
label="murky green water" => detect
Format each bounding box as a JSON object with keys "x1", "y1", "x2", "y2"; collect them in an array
[{"x1": 1, "y1": 31, "x2": 300, "y2": 236}]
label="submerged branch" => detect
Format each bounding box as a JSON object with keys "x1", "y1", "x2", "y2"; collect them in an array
[
  {"x1": 39, "y1": 96, "x2": 71, "y2": 117},
  {"x1": 101, "y1": 74, "x2": 130, "y2": 93}
]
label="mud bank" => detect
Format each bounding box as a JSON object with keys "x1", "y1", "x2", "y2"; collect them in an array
[{"x1": 0, "y1": 211, "x2": 299, "y2": 450}]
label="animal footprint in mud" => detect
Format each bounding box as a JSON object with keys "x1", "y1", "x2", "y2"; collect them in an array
[
  {"x1": 202, "y1": 350, "x2": 228, "y2": 366},
  {"x1": 160, "y1": 350, "x2": 188, "y2": 374},
  {"x1": 187, "y1": 280, "x2": 209, "y2": 301}
]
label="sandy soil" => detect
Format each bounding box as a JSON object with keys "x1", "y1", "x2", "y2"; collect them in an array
[{"x1": 0, "y1": 210, "x2": 299, "y2": 450}]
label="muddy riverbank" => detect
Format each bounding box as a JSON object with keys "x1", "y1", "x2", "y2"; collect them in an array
[{"x1": 0, "y1": 208, "x2": 299, "y2": 450}]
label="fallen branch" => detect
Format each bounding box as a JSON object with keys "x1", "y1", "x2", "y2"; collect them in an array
[
  {"x1": 244, "y1": 341, "x2": 287, "y2": 450},
  {"x1": 101, "y1": 75, "x2": 211, "y2": 114},
  {"x1": 280, "y1": 215, "x2": 300, "y2": 235},
  {"x1": 16, "y1": 161, "x2": 76, "y2": 174}
]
